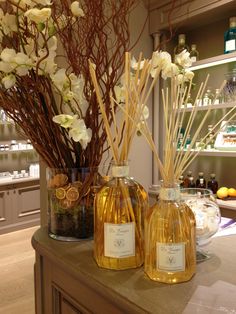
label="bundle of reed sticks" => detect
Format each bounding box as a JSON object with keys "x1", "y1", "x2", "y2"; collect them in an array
[{"x1": 90, "y1": 51, "x2": 236, "y2": 188}]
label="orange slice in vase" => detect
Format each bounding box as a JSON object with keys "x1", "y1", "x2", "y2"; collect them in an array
[{"x1": 66, "y1": 187, "x2": 79, "y2": 201}]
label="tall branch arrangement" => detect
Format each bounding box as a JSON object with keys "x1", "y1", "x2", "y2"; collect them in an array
[{"x1": 0, "y1": 0, "x2": 139, "y2": 169}]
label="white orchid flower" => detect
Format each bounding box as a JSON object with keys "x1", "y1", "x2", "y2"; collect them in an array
[
  {"x1": 13, "y1": 52, "x2": 33, "y2": 75},
  {"x1": 175, "y1": 50, "x2": 192, "y2": 68},
  {"x1": 50, "y1": 68, "x2": 67, "y2": 91},
  {"x1": 0, "y1": 61, "x2": 14, "y2": 73},
  {"x1": 33, "y1": 0, "x2": 52, "y2": 5},
  {"x1": 52, "y1": 114, "x2": 75, "y2": 128},
  {"x1": 161, "y1": 63, "x2": 179, "y2": 80},
  {"x1": 69, "y1": 120, "x2": 92, "y2": 149},
  {"x1": 2, "y1": 74, "x2": 16, "y2": 89},
  {"x1": 131, "y1": 56, "x2": 145, "y2": 70},
  {"x1": 25, "y1": 8, "x2": 51, "y2": 24},
  {"x1": 183, "y1": 69, "x2": 194, "y2": 81},
  {"x1": 1, "y1": 48, "x2": 16, "y2": 63},
  {"x1": 70, "y1": 1, "x2": 85, "y2": 17}
]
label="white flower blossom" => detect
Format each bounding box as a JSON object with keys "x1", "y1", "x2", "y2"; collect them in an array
[
  {"x1": 183, "y1": 69, "x2": 194, "y2": 81},
  {"x1": 69, "y1": 119, "x2": 92, "y2": 149},
  {"x1": 25, "y1": 8, "x2": 52, "y2": 24},
  {"x1": 150, "y1": 51, "x2": 172, "y2": 77},
  {"x1": 52, "y1": 114, "x2": 75, "y2": 128},
  {"x1": 70, "y1": 1, "x2": 85, "y2": 17},
  {"x1": 161, "y1": 63, "x2": 179, "y2": 80},
  {"x1": 131, "y1": 56, "x2": 145, "y2": 70},
  {"x1": 175, "y1": 50, "x2": 192, "y2": 68},
  {"x1": 2, "y1": 74, "x2": 16, "y2": 89}
]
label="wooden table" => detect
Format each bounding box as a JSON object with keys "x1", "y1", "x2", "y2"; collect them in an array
[{"x1": 32, "y1": 227, "x2": 236, "y2": 314}]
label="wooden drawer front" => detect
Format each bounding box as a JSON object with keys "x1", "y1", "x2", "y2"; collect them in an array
[
  {"x1": 52, "y1": 285, "x2": 87, "y2": 314},
  {"x1": 15, "y1": 185, "x2": 40, "y2": 220},
  {"x1": 0, "y1": 191, "x2": 11, "y2": 226}
]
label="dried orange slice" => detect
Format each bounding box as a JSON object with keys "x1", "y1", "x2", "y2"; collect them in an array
[
  {"x1": 55, "y1": 187, "x2": 66, "y2": 200},
  {"x1": 71, "y1": 181, "x2": 83, "y2": 190},
  {"x1": 53, "y1": 174, "x2": 68, "y2": 187},
  {"x1": 66, "y1": 187, "x2": 79, "y2": 201}
]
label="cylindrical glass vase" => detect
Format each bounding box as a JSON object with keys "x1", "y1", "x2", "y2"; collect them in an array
[
  {"x1": 145, "y1": 182, "x2": 196, "y2": 283},
  {"x1": 94, "y1": 161, "x2": 148, "y2": 270},
  {"x1": 47, "y1": 167, "x2": 98, "y2": 241}
]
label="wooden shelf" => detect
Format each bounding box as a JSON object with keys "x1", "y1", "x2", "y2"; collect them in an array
[
  {"x1": 179, "y1": 101, "x2": 235, "y2": 113},
  {"x1": 0, "y1": 148, "x2": 34, "y2": 154},
  {"x1": 177, "y1": 149, "x2": 236, "y2": 157},
  {"x1": 189, "y1": 51, "x2": 236, "y2": 71}
]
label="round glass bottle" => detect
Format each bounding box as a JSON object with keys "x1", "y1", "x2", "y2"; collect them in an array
[
  {"x1": 94, "y1": 161, "x2": 147, "y2": 270},
  {"x1": 144, "y1": 182, "x2": 196, "y2": 283}
]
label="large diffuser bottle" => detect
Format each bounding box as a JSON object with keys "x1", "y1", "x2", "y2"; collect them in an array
[
  {"x1": 94, "y1": 162, "x2": 147, "y2": 270},
  {"x1": 145, "y1": 182, "x2": 196, "y2": 283}
]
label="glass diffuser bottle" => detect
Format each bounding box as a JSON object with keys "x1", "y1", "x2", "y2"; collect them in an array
[
  {"x1": 94, "y1": 161, "x2": 147, "y2": 270},
  {"x1": 144, "y1": 181, "x2": 196, "y2": 283}
]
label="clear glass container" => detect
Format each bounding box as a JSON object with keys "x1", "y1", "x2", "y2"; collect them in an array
[
  {"x1": 181, "y1": 188, "x2": 221, "y2": 260},
  {"x1": 224, "y1": 69, "x2": 236, "y2": 102},
  {"x1": 47, "y1": 167, "x2": 98, "y2": 241},
  {"x1": 145, "y1": 182, "x2": 196, "y2": 283},
  {"x1": 94, "y1": 161, "x2": 147, "y2": 270}
]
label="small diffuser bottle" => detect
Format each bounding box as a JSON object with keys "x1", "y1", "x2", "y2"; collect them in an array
[
  {"x1": 144, "y1": 181, "x2": 196, "y2": 283},
  {"x1": 174, "y1": 34, "x2": 189, "y2": 63},
  {"x1": 94, "y1": 161, "x2": 147, "y2": 270},
  {"x1": 189, "y1": 44, "x2": 199, "y2": 62},
  {"x1": 224, "y1": 17, "x2": 236, "y2": 54}
]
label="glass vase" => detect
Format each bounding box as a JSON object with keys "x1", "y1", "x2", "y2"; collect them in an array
[
  {"x1": 94, "y1": 161, "x2": 148, "y2": 270},
  {"x1": 47, "y1": 167, "x2": 98, "y2": 241},
  {"x1": 181, "y1": 188, "x2": 221, "y2": 261},
  {"x1": 145, "y1": 182, "x2": 196, "y2": 283}
]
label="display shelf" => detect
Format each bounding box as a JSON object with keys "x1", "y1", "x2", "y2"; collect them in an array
[
  {"x1": 178, "y1": 101, "x2": 236, "y2": 113},
  {"x1": 177, "y1": 149, "x2": 236, "y2": 157},
  {"x1": 217, "y1": 199, "x2": 236, "y2": 211},
  {"x1": 0, "y1": 148, "x2": 34, "y2": 154},
  {"x1": 189, "y1": 51, "x2": 236, "y2": 71}
]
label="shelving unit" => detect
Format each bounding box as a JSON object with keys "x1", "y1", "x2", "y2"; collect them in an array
[
  {"x1": 179, "y1": 101, "x2": 235, "y2": 113},
  {"x1": 0, "y1": 111, "x2": 40, "y2": 234},
  {"x1": 189, "y1": 51, "x2": 236, "y2": 71},
  {"x1": 149, "y1": 0, "x2": 236, "y2": 191}
]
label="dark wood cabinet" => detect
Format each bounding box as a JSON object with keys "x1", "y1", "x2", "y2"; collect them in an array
[{"x1": 32, "y1": 227, "x2": 236, "y2": 314}]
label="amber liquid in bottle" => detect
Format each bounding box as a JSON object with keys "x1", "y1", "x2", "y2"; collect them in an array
[
  {"x1": 94, "y1": 164, "x2": 147, "y2": 270},
  {"x1": 145, "y1": 184, "x2": 196, "y2": 283}
]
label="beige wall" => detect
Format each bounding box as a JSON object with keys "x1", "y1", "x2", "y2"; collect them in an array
[{"x1": 128, "y1": 1, "x2": 153, "y2": 190}]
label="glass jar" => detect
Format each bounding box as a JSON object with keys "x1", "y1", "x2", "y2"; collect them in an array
[
  {"x1": 145, "y1": 182, "x2": 196, "y2": 283},
  {"x1": 224, "y1": 69, "x2": 236, "y2": 102},
  {"x1": 47, "y1": 167, "x2": 98, "y2": 241},
  {"x1": 94, "y1": 161, "x2": 148, "y2": 270}
]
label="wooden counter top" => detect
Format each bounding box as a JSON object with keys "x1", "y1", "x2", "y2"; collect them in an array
[{"x1": 32, "y1": 227, "x2": 236, "y2": 314}]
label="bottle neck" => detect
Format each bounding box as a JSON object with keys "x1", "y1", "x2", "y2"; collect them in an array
[
  {"x1": 112, "y1": 164, "x2": 129, "y2": 177},
  {"x1": 159, "y1": 184, "x2": 180, "y2": 201}
]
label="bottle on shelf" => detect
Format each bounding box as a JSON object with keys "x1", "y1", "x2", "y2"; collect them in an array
[
  {"x1": 186, "y1": 94, "x2": 193, "y2": 107},
  {"x1": 214, "y1": 89, "x2": 223, "y2": 105},
  {"x1": 207, "y1": 173, "x2": 219, "y2": 194},
  {"x1": 202, "y1": 89, "x2": 214, "y2": 106},
  {"x1": 206, "y1": 125, "x2": 215, "y2": 150},
  {"x1": 196, "y1": 172, "x2": 206, "y2": 188},
  {"x1": 174, "y1": 34, "x2": 189, "y2": 63},
  {"x1": 184, "y1": 134, "x2": 191, "y2": 149},
  {"x1": 189, "y1": 44, "x2": 199, "y2": 62},
  {"x1": 224, "y1": 17, "x2": 236, "y2": 54},
  {"x1": 183, "y1": 170, "x2": 192, "y2": 188},
  {"x1": 189, "y1": 176, "x2": 196, "y2": 188},
  {"x1": 179, "y1": 175, "x2": 184, "y2": 189}
]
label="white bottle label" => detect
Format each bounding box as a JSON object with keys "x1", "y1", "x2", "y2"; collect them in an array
[
  {"x1": 226, "y1": 39, "x2": 236, "y2": 52},
  {"x1": 190, "y1": 56, "x2": 196, "y2": 62},
  {"x1": 104, "y1": 222, "x2": 135, "y2": 258},
  {"x1": 156, "y1": 242, "x2": 185, "y2": 272}
]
